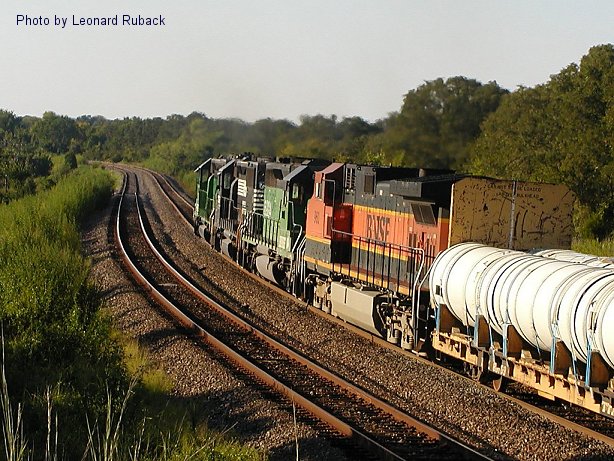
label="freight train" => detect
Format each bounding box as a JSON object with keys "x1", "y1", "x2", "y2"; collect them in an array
[{"x1": 190, "y1": 154, "x2": 614, "y2": 418}]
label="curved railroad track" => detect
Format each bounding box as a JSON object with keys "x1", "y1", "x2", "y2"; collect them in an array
[
  {"x1": 147, "y1": 165, "x2": 614, "y2": 452},
  {"x1": 149, "y1": 170, "x2": 194, "y2": 223},
  {"x1": 114, "y1": 169, "x2": 490, "y2": 461}
]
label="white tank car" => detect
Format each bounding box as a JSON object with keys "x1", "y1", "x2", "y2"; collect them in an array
[{"x1": 430, "y1": 242, "x2": 614, "y2": 369}]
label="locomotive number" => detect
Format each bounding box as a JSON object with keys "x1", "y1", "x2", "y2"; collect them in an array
[
  {"x1": 313, "y1": 211, "x2": 320, "y2": 224},
  {"x1": 366, "y1": 214, "x2": 390, "y2": 241}
]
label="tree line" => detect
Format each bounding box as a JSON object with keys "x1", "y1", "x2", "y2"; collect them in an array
[{"x1": 2, "y1": 44, "x2": 613, "y2": 237}]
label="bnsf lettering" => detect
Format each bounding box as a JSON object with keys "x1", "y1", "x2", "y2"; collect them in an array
[{"x1": 366, "y1": 214, "x2": 390, "y2": 241}]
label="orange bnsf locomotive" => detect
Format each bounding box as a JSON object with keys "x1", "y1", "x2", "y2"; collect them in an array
[{"x1": 194, "y1": 155, "x2": 574, "y2": 353}]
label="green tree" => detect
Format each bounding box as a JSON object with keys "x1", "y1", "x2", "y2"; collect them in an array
[
  {"x1": 336, "y1": 116, "x2": 382, "y2": 161},
  {"x1": 379, "y1": 77, "x2": 507, "y2": 168},
  {"x1": 365, "y1": 76, "x2": 507, "y2": 168},
  {"x1": 469, "y1": 84, "x2": 560, "y2": 181},
  {"x1": 31, "y1": 111, "x2": 81, "y2": 154},
  {"x1": 0, "y1": 109, "x2": 20, "y2": 134},
  {"x1": 246, "y1": 118, "x2": 296, "y2": 154}
]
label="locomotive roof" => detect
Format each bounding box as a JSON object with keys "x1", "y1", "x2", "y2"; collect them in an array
[
  {"x1": 194, "y1": 158, "x2": 211, "y2": 172},
  {"x1": 194, "y1": 156, "x2": 232, "y2": 172},
  {"x1": 218, "y1": 158, "x2": 236, "y2": 173},
  {"x1": 318, "y1": 162, "x2": 345, "y2": 175},
  {"x1": 283, "y1": 164, "x2": 308, "y2": 183}
]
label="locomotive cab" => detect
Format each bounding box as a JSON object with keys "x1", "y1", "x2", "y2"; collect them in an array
[
  {"x1": 194, "y1": 157, "x2": 232, "y2": 241},
  {"x1": 212, "y1": 159, "x2": 238, "y2": 255},
  {"x1": 304, "y1": 163, "x2": 354, "y2": 272}
]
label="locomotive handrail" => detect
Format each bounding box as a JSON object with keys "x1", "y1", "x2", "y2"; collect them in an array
[
  {"x1": 229, "y1": 177, "x2": 238, "y2": 210},
  {"x1": 239, "y1": 199, "x2": 304, "y2": 254},
  {"x1": 218, "y1": 195, "x2": 237, "y2": 219},
  {"x1": 295, "y1": 234, "x2": 307, "y2": 297},
  {"x1": 242, "y1": 210, "x2": 279, "y2": 247},
  {"x1": 287, "y1": 200, "x2": 304, "y2": 252},
  {"x1": 331, "y1": 227, "x2": 421, "y2": 253},
  {"x1": 330, "y1": 227, "x2": 425, "y2": 296},
  {"x1": 204, "y1": 174, "x2": 214, "y2": 211},
  {"x1": 290, "y1": 223, "x2": 303, "y2": 254},
  {"x1": 413, "y1": 261, "x2": 434, "y2": 344},
  {"x1": 218, "y1": 196, "x2": 240, "y2": 234},
  {"x1": 323, "y1": 178, "x2": 339, "y2": 205},
  {"x1": 287, "y1": 199, "x2": 296, "y2": 227}
]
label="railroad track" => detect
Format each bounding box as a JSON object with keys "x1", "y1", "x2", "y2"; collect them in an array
[
  {"x1": 145, "y1": 165, "x2": 614, "y2": 451},
  {"x1": 114, "y1": 170, "x2": 490, "y2": 460},
  {"x1": 149, "y1": 170, "x2": 194, "y2": 223}
]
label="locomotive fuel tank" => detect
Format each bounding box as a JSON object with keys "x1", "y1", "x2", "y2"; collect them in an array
[{"x1": 329, "y1": 281, "x2": 387, "y2": 336}]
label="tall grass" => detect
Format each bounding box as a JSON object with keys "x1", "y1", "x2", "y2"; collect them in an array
[
  {"x1": 0, "y1": 167, "x2": 123, "y2": 457},
  {"x1": 1, "y1": 348, "x2": 264, "y2": 461},
  {"x1": 84, "y1": 383, "x2": 135, "y2": 461},
  {"x1": 0, "y1": 351, "x2": 26, "y2": 461}
]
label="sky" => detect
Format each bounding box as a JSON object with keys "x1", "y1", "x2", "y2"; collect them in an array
[{"x1": 1, "y1": 1, "x2": 613, "y2": 122}]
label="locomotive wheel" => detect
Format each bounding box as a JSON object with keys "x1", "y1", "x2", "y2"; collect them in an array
[{"x1": 491, "y1": 375, "x2": 508, "y2": 392}]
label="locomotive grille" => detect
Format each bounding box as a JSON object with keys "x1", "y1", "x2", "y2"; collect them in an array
[
  {"x1": 344, "y1": 167, "x2": 356, "y2": 191},
  {"x1": 253, "y1": 189, "x2": 264, "y2": 213}
]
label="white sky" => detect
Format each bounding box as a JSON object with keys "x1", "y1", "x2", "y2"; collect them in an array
[{"x1": 1, "y1": 0, "x2": 613, "y2": 122}]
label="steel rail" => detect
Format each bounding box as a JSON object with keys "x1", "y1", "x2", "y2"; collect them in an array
[
  {"x1": 150, "y1": 169, "x2": 194, "y2": 209},
  {"x1": 149, "y1": 171, "x2": 193, "y2": 227}
]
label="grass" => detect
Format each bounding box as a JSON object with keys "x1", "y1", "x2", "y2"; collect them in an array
[
  {"x1": 107, "y1": 169, "x2": 125, "y2": 192},
  {"x1": 117, "y1": 337, "x2": 266, "y2": 461},
  {"x1": 121, "y1": 338, "x2": 172, "y2": 395},
  {"x1": 0, "y1": 353, "x2": 26, "y2": 461},
  {"x1": 572, "y1": 237, "x2": 614, "y2": 257},
  {"x1": 0, "y1": 353, "x2": 266, "y2": 461}
]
